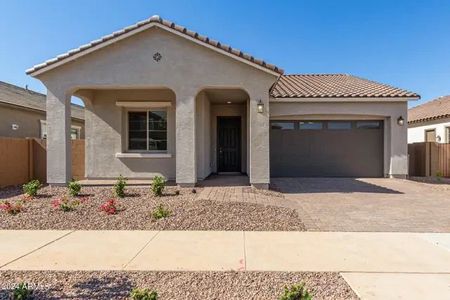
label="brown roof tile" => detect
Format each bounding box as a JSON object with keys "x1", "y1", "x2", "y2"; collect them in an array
[
  {"x1": 26, "y1": 15, "x2": 283, "y2": 75},
  {"x1": 408, "y1": 95, "x2": 450, "y2": 124},
  {"x1": 0, "y1": 81, "x2": 85, "y2": 120},
  {"x1": 270, "y1": 74, "x2": 419, "y2": 99}
]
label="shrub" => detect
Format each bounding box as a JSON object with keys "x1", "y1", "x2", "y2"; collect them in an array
[
  {"x1": 51, "y1": 197, "x2": 80, "y2": 212},
  {"x1": 68, "y1": 180, "x2": 82, "y2": 197},
  {"x1": 436, "y1": 171, "x2": 443, "y2": 182},
  {"x1": 191, "y1": 189, "x2": 196, "y2": 194},
  {"x1": 114, "y1": 175, "x2": 127, "y2": 198},
  {"x1": 175, "y1": 190, "x2": 180, "y2": 196},
  {"x1": 23, "y1": 179, "x2": 41, "y2": 197},
  {"x1": 0, "y1": 200, "x2": 24, "y2": 215},
  {"x1": 100, "y1": 199, "x2": 118, "y2": 215},
  {"x1": 11, "y1": 282, "x2": 33, "y2": 300},
  {"x1": 279, "y1": 283, "x2": 312, "y2": 300},
  {"x1": 129, "y1": 288, "x2": 158, "y2": 300},
  {"x1": 151, "y1": 176, "x2": 166, "y2": 197},
  {"x1": 152, "y1": 204, "x2": 171, "y2": 220}
]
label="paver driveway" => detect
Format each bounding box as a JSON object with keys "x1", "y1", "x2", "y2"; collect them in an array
[{"x1": 272, "y1": 178, "x2": 450, "y2": 232}]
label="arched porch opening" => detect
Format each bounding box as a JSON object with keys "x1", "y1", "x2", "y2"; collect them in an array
[{"x1": 195, "y1": 88, "x2": 250, "y2": 183}]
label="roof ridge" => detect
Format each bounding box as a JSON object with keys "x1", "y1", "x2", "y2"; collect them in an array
[
  {"x1": 26, "y1": 15, "x2": 283, "y2": 75},
  {"x1": 409, "y1": 95, "x2": 450, "y2": 111},
  {"x1": 0, "y1": 80, "x2": 85, "y2": 109},
  {"x1": 0, "y1": 80, "x2": 46, "y2": 97},
  {"x1": 283, "y1": 73, "x2": 348, "y2": 77}
]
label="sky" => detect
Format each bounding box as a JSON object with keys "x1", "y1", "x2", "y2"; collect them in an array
[{"x1": 1, "y1": 0, "x2": 449, "y2": 108}]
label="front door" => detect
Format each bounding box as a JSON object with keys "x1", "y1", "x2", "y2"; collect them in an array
[{"x1": 217, "y1": 116, "x2": 241, "y2": 172}]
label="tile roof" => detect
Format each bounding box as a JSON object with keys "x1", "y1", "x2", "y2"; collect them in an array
[
  {"x1": 0, "y1": 81, "x2": 85, "y2": 120},
  {"x1": 408, "y1": 95, "x2": 450, "y2": 124},
  {"x1": 26, "y1": 15, "x2": 283, "y2": 76},
  {"x1": 270, "y1": 74, "x2": 420, "y2": 99}
]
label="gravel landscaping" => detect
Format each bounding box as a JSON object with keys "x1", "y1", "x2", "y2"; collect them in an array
[
  {"x1": 0, "y1": 271, "x2": 357, "y2": 299},
  {"x1": 0, "y1": 185, "x2": 305, "y2": 231}
]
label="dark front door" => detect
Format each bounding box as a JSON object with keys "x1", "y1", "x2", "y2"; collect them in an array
[{"x1": 217, "y1": 116, "x2": 241, "y2": 172}]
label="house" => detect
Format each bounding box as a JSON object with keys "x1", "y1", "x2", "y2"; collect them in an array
[
  {"x1": 26, "y1": 15, "x2": 419, "y2": 187},
  {"x1": 408, "y1": 96, "x2": 450, "y2": 143},
  {"x1": 0, "y1": 81, "x2": 85, "y2": 139}
]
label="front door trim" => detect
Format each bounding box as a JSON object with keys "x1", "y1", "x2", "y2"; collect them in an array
[{"x1": 217, "y1": 116, "x2": 241, "y2": 173}]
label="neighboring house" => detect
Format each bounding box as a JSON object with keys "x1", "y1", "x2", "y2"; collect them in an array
[
  {"x1": 0, "y1": 81, "x2": 85, "y2": 139},
  {"x1": 408, "y1": 95, "x2": 450, "y2": 143},
  {"x1": 26, "y1": 15, "x2": 419, "y2": 187}
]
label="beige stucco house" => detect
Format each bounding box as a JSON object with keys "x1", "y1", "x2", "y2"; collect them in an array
[
  {"x1": 408, "y1": 95, "x2": 450, "y2": 144},
  {"x1": 26, "y1": 15, "x2": 419, "y2": 188},
  {"x1": 0, "y1": 81, "x2": 84, "y2": 139}
]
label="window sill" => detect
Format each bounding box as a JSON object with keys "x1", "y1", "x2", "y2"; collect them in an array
[{"x1": 115, "y1": 153, "x2": 172, "y2": 159}]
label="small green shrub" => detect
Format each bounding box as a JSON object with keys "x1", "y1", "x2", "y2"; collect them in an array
[
  {"x1": 51, "y1": 197, "x2": 80, "y2": 212},
  {"x1": 114, "y1": 175, "x2": 127, "y2": 198},
  {"x1": 23, "y1": 179, "x2": 41, "y2": 197},
  {"x1": 68, "y1": 180, "x2": 82, "y2": 197},
  {"x1": 152, "y1": 204, "x2": 171, "y2": 220},
  {"x1": 11, "y1": 282, "x2": 33, "y2": 300},
  {"x1": 129, "y1": 288, "x2": 158, "y2": 300},
  {"x1": 279, "y1": 283, "x2": 312, "y2": 300},
  {"x1": 436, "y1": 171, "x2": 443, "y2": 182},
  {"x1": 151, "y1": 176, "x2": 166, "y2": 197}
]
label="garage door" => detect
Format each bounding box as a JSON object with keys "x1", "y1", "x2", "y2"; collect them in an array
[{"x1": 270, "y1": 120, "x2": 383, "y2": 177}]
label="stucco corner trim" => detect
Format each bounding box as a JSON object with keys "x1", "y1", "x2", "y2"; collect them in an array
[
  {"x1": 116, "y1": 101, "x2": 172, "y2": 108},
  {"x1": 115, "y1": 152, "x2": 173, "y2": 159}
]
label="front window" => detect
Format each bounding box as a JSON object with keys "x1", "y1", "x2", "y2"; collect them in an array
[{"x1": 128, "y1": 110, "x2": 167, "y2": 151}]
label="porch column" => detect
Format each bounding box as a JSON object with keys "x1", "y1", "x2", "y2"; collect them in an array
[
  {"x1": 175, "y1": 88, "x2": 197, "y2": 186},
  {"x1": 249, "y1": 93, "x2": 270, "y2": 189},
  {"x1": 46, "y1": 88, "x2": 72, "y2": 185}
]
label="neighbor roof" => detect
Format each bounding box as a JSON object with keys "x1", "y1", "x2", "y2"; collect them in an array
[
  {"x1": 408, "y1": 95, "x2": 450, "y2": 124},
  {"x1": 270, "y1": 74, "x2": 420, "y2": 99},
  {"x1": 26, "y1": 15, "x2": 283, "y2": 76},
  {"x1": 0, "y1": 81, "x2": 85, "y2": 120}
]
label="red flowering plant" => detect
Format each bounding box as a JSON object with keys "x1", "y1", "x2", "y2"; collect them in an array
[
  {"x1": 0, "y1": 200, "x2": 24, "y2": 215},
  {"x1": 100, "y1": 199, "x2": 118, "y2": 215},
  {"x1": 51, "y1": 196, "x2": 80, "y2": 212}
]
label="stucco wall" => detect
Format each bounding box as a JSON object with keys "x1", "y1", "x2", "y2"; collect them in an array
[
  {"x1": 38, "y1": 27, "x2": 277, "y2": 185},
  {"x1": 0, "y1": 103, "x2": 84, "y2": 139},
  {"x1": 195, "y1": 91, "x2": 211, "y2": 179},
  {"x1": 408, "y1": 118, "x2": 450, "y2": 143},
  {"x1": 270, "y1": 100, "x2": 409, "y2": 177},
  {"x1": 85, "y1": 89, "x2": 176, "y2": 179}
]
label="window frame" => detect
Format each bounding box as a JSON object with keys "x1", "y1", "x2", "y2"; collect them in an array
[{"x1": 126, "y1": 108, "x2": 168, "y2": 153}]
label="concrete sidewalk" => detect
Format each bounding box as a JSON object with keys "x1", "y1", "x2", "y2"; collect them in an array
[{"x1": 1, "y1": 230, "x2": 450, "y2": 298}]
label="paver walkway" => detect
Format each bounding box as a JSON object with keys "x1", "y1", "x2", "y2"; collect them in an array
[
  {"x1": 1, "y1": 230, "x2": 450, "y2": 298},
  {"x1": 273, "y1": 178, "x2": 450, "y2": 232}
]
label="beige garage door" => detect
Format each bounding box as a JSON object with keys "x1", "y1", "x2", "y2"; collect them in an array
[{"x1": 270, "y1": 120, "x2": 384, "y2": 177}]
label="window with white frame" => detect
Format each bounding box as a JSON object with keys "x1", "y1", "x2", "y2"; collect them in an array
[
  {"x1": 128, "y1": 110, "x2": 167, "y2": 151},
  {"x1": 40, "y1": 120, "x2": 81, "y2": 139}
]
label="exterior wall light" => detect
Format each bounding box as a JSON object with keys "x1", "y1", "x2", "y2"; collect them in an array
[
  {"x1": 257, "y1": 99, "x2": 264, "y2": 113},
  {"x1": 397, "y1": 116, "x2": 404, "y2": 126}
]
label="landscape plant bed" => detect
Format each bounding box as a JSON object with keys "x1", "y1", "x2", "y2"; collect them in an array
[
  {"x1": 0, "y1": 270, "x2": 357, "y2": 300},
  {"x1": 0, "y1": 186, "x2": 305, "y2": 231}
]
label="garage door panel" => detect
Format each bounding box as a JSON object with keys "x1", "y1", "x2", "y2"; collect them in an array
[{"x1": 270, "y1": 120, "x2": 383, "y2": 177}]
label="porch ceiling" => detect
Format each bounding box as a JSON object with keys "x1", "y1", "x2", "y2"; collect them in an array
[{"x1": 205, "y1": 89, "x2": 248, "y2": 104}]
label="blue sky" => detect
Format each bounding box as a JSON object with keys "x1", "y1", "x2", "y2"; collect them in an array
[{"x1": 1, "y1": 0, "x2": 449, "y2": 107}]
